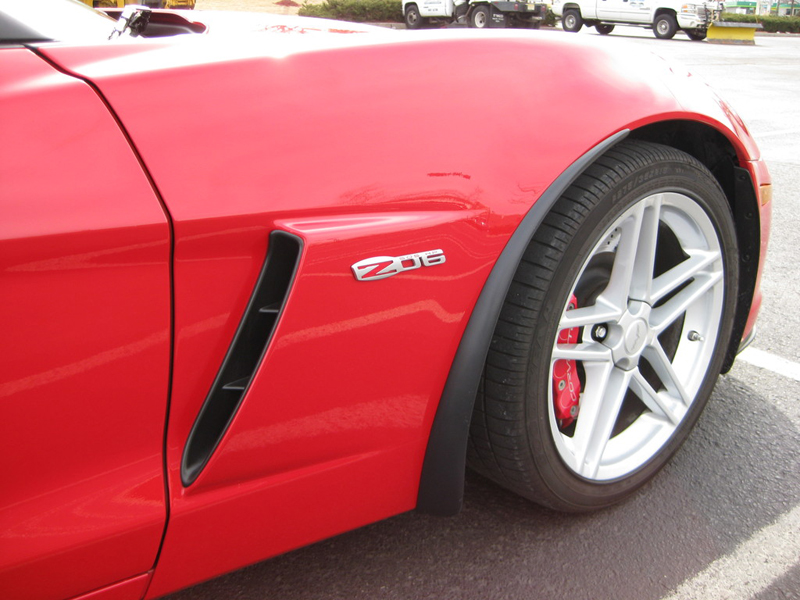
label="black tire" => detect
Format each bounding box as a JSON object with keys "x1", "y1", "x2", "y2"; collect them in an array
[
  {"x1": 467, "y1": 141, "x2": 739, "y2": 512},
  {"x1": 404, "y1": 4, "x2": 424, "y2": 29},
  {"x1": 562, "y1": 9, "x2": 583, "y2": 32},
  {"x1": 470, "y1": 5, "x2": 491, "y2": 28},
  {"x1": 595, "y1": 23, "x2": 615, "y2": 35},
  {"x1": 653, "y1": 13, "x2": 678, "y2": 39},
  {"x1": 686, "y1": 28, "x2": 707, "y2": 41}
]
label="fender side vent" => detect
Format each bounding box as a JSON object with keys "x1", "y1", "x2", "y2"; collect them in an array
[{"x1": 181, "y1": 230, "x2": 303, "y2": 486}]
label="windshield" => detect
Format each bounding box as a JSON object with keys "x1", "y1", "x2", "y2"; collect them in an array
[{"x1": 0, "y1": 0, "x2": 118, "y2": 43}]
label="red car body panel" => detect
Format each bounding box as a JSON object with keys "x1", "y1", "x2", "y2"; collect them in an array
[
  {"x1": 0, "y1": 50, "x2": 170, "y2": 600},
  {"x1": 69, "y1": 573, "x2": 153, "y2": 600},
  {"x1": 1, "y1": 19, "x2": 770, "y2": 600}
]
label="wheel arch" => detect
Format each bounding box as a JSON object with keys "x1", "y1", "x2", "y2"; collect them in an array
[
  {"x1": 654, "y1": 7, "x2": 677, "y2": 19},
  {"x1": 416, "y1": 130, "x2": 629, "y2": 516},
  {"x1": 415, "y1": 120, "x2": 762, "y2": 516},
  {"x1": 467, "y1": 3, "x2": 490, "y2": 16},
  {"x1": 561, "y1": 2, "x2": 582, "y2": 13}
]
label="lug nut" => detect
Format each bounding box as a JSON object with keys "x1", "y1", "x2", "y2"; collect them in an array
[{"x1": 592, "y1": 324, "x2": 608, "y2": 342}]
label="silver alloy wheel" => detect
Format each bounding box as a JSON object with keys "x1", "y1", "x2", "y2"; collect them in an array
[
  {"x1": 564, "y1": 14, "x2": 576, "y2": 29},
  {"x1": 656, "y1": 19, "x2": 670, "y2": 35},
  {"x1": 548, "y1": 191, "x2": 725, "y2": 481}
]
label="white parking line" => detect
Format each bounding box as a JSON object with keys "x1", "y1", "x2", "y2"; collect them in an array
[
  {"x1": 662, "y1": 503, "x2": 800, "y2": 600},
  {"x1": 756, "y1": 127, "x2": 800, "y2": 139},
  {"x1": 660, "y1": 346, "x2": 800, "y2": 600},
  {"x1": 738, "y1": 347, "x2": 800, "y2": 383}
]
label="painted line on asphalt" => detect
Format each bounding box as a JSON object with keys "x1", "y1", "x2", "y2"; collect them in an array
[
  {"x1": 756, "y1": 126, "x2": 800, "y2": 139},
  {"x1": 661, "y1": 503, "x2": 800, "y2": 600},
  {"x1": 738, "y1": 347, "x2": 800, "y2": 383}
]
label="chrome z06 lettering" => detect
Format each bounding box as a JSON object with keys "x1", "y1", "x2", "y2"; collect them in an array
[{"x1": 351, "y1": 249, "x2": 446, "y2": 282}]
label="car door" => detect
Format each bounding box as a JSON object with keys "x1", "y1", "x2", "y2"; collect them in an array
[
  {"x1": 596, "y1": 0, "x2": 625, "y2": 19},
  {"x1": 623, "y1": 0, "x2": 653, "y2": 21},
  {"x1": 0, "y1": 49, "x2": 171, "y2": 600},
  {"x1": 596, "y1": 0, "x2": 648, "y2": 20}
]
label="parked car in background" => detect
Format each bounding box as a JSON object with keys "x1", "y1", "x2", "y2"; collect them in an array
[
  {"x1": 0, "y1": 1, "x2": 771, "y2": 599},
  {"x1": 552, "y1": 0, "x2": 720, "y2": 39}
]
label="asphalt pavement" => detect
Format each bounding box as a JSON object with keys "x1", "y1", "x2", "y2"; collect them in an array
[{"x1": 165, "y1": 28, "x2": 800, "y2": 600}]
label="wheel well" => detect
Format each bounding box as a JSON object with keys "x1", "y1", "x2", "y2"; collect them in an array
[
  {"x1": 654, "y1": 8, "x2": 677, "y2": 19},
  {"x1": 628, "y1": 121, "x2": 761, "y2": 373},
  {"x1": 562, "y1": 3, "x2": 581, "y2": 12},
  {"x1": 468, "y1": 3, "x2": 491, "y2": 18},
  {"x1": 416, "y1": 124, "x2": 760, "y2": 516}
]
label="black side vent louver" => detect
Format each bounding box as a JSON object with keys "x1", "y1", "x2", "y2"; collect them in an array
[{"x1": 181, "y1": 230, "x2": 303, "y2": 486}]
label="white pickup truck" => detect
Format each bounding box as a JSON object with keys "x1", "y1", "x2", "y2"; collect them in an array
[
  {"x1": 403, "y1": 0, "x2": 548, "y2": 29},
  {"x1": 551, "y1": 0, "x2": 719, "y2": 40}
]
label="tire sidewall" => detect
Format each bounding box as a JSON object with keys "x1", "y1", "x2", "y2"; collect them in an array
[
  {"x1": 472, "y1": 6, "x2": 490, "y2": 28},
  {"x1": 405, "y1": 5, "x2": 422, "y2": 29},
  {"x1": 563, "y1": 10, "x2": 581, "y2": 32},
  {"x1": 654, "y1": 14, "x2": 677, "y2": 38},
  {"x1": 525, "y1": 153, "x2": 739, "y2": 510}
]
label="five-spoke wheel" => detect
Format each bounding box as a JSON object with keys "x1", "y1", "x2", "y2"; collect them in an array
[
  {"x1": 548, "y1": 190, "x2": 726, "y2": 481},
  {"x1": 468, "y1": 141, "x2": 739, "y2": 511}
]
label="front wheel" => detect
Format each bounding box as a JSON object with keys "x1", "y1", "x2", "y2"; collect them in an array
[
  {"x1": 595, "y1": 23, "x2": 615, "y2": 35},
  {"x1": 404, "y1": 4, "x2": 425, "y2": 29},
  {"x1": 654, "y1": 13, "x2": 678, "y2": 39},
  {"x1": 470, "y1": 5, "x2": 490, "y2": 28},
  {"x1": 686, "y1": 28, "x2": 707, "y2": 41},
  {"x1": 467, "y1": 141, "x2": 739, "y2": 511},
  {"x1": 562, "y1": 9, "x2": 583, "y2": 32}
]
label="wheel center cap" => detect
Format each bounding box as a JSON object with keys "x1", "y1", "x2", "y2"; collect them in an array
[
  {"x1": 603, "y1": 301, "x2": 652, "y2": 370},
  {"x1": 624, "y1": 319, "x2": 648, "y2": 355}
]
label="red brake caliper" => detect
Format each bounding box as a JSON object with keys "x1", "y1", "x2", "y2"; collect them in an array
[{"x1": 553, "y1": 295, "x2": 581, "y2": 428}]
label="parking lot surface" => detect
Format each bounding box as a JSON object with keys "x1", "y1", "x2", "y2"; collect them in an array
[{"x1": 165, "y1": 23, "x2": 800, "y2": 600}]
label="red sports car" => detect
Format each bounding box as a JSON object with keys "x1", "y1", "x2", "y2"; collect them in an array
[{"x1": 0, "y1": 2, "x2": 771, "y2": 599}]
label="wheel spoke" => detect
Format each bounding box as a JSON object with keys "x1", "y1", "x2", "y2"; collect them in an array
[
  {"x1": 630, "y1": 368, "x2": 681, "y2": 425},
  {"x1": 650, "y1": 271, "x2": 723, "y2": 334},
  {"x1": 558, "y1": 297, "x2": 621, "y2": 331},
  {"x1": 552, "y1": 341, "x2": 612, "y2": 362},
  {"x1": 651, "y1": 249, "x2": 720, "y2": 304},
  {"x1": 629, "y1": 195, "x2": 662, "y2": 302},
  {"x1": 573, "y1": 365, "x2": 632, "y2": 479},
  {"x1": 642, "y1": 341, "x2": 692, "y2": 407},
  {"x1": 595, "y1": 202, "x2": 646, "y2": 310}
]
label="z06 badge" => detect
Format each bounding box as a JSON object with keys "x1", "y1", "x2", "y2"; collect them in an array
[{"x1": 351, "y1": 249, "x2": 446, "y2": 282}]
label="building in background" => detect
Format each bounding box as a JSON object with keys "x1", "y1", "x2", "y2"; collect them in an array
[{"x1": 724, "y1": 0, "x2": 798, "y2": 14}]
